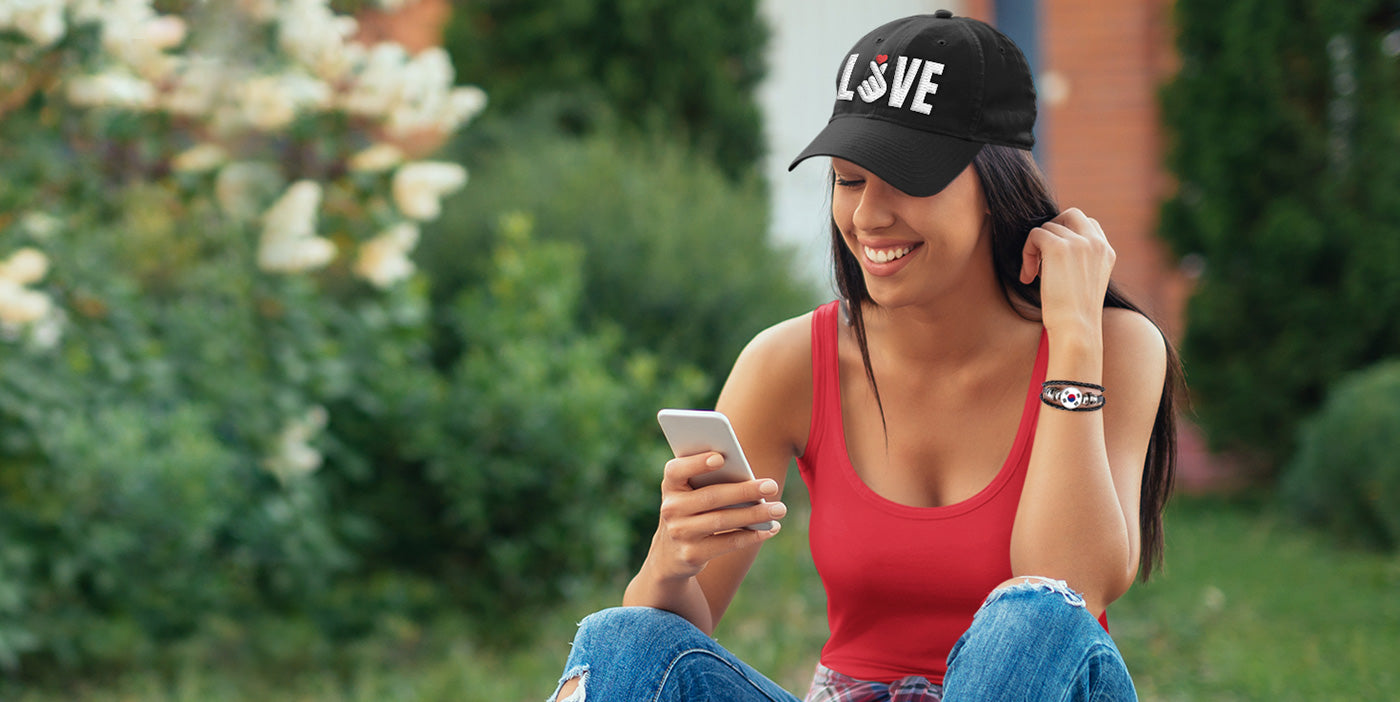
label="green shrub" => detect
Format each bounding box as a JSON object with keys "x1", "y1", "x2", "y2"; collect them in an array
[
  {"x1": 445, "y1": 0, "x2": 769, "y2": 180},
  {"x1": 1158, "y1": 0, "x2": 1400, "y2": 469},
  {"x1": 421, "y1": 127, "x2": 819, "y2": 391},
  {"x1": 418, "y1": 214, "x2": 707, "y2": 614},
  {"x1": 1280, "y1": 360, "x2": 1400, "y2": 550}
]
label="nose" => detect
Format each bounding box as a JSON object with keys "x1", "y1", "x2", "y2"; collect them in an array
[{"x1": 851, "y1": 177, "x2": 897, "y2": 232}]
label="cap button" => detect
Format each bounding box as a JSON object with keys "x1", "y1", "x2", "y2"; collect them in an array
[{"x1": 934, "y1": 9, "x2": 954, "y2": 18}]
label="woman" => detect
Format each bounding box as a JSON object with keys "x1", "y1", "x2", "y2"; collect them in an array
[{"x1": 551, "y1": 11, "x2": 1179, "y2": 701}]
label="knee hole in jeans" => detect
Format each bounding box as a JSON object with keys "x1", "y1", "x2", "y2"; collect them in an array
[{"x1": 551, "y1": 667, "x2": 587, "y2": 702}]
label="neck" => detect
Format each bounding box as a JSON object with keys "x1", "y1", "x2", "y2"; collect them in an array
[{"x1": 862, "y1": 281, "x2": 1035, "y2": 368}]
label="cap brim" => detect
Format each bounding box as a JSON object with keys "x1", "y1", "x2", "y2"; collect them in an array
[{"x1": 788, "y1": 115, "x2": 985, "y2": 197}]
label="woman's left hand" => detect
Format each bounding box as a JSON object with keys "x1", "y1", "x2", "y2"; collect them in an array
[{"x1": 1018, "y1": 207, "x2": 1116, "y2": 336}]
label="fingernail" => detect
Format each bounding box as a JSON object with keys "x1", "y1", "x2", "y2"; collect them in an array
[
  {"x1": 769, "y1": 502, "x2": 787, "y2": 518},
  {"x1": 706, "y1": 454, "x2": 724, "y2": 468},
  {"x1": 759, "y1": 479, "x2": 779, "y2": 496}
]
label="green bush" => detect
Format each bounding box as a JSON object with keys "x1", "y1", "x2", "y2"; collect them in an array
[
  {"x1": 419, "y1": 214, "x2": 707, "y2": 612},
  {"x1": 0, "y1": 0, "x2": 808, "y2": 674},
  {"x1": 1280, "y1": 360, "x2": 1400, "y2": 550},
  {"x1": 444, "y1": 0, "x2": 769, "y2": 180},
  {"x1": 420, "y1": 127, "x2": 818, "y2": 390},
  {"x1": 1158, "y1": 0, "x2": 1400, "y2": 469}
]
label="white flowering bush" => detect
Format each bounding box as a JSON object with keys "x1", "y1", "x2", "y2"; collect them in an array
[
  {"x1": 0, "y1": 0, "x2": 780, "y2": 676},
  {"x1": 0, "y1": 0, "x2": 560, "y2": 673}
]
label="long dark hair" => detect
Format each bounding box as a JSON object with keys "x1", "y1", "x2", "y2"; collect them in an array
[{"x1": 830, "y1": 144, "x2": 1182, "y2": 581}]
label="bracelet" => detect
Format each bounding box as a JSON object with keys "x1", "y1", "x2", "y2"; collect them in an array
[{"x1": 1040, "y1": 380, "x2": 1105, "y2": 412}]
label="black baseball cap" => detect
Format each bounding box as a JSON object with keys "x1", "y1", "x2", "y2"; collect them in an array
[{"x1": 788, "y1": 10, "x2": 1036, "y2": 197}]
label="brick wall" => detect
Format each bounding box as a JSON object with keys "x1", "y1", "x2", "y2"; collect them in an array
[
  {"x1": 353, "y1": 0, "x2": 450, "y2": 54},
  {"x1": 967, "y1": 0, "x2": 1186, "y2": 340},
  {"x1": 1040, "y1": 0, "x2": 1185, "y2": 337}
]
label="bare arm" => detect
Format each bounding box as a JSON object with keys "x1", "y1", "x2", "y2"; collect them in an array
[
  {"x1": 1010, "y1": 209, "x2": 1167, "y2": 614},
  {"x1": 623, "y1": 315, "x2": 812, "y2": 634}
]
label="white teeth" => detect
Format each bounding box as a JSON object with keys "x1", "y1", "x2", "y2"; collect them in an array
[{"x1": 864, "y1": 244, "x2": 914, "y2": 264}]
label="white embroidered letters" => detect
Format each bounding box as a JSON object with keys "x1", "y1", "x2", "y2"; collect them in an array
[
  {"x1": 837, "y1": 54, "x2": 947, "y2": 116},
  {"x1": 887, "y1": 56, "x2": 923, "y2": 108},
  {"x1": 910, "y1": 61, "x2": 945, "y2": 115},
  {"x1": 836, "y1": 54, "x2": 859, "y2": 101}
]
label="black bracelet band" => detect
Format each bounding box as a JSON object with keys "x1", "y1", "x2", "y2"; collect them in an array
[{"x1": 1041, "y1": 380, "x2": 1106, "y2": 412}]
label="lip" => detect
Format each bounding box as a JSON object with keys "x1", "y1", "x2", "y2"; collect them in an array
[{"x1": 858, "y1": 240, "x2": 922, "y2": 277}]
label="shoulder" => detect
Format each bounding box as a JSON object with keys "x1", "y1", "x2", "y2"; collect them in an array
[
  {"x1": 724, "y1": 311, "x2": 815, "y2": 399},
  {"x1": 1100, "y1": 307, "x2": 1169, "y2": 430},
  {"x1": 715, "y1": 309, "x2": 818, "y2": 461},
  {"x1": 1102, "y1": 307, "x2": 1168, "y2": 382}
]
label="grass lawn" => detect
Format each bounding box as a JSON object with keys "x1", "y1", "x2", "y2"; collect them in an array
[{"x1": 9, "y1": 490, "x2": 1399, "y2": 701}]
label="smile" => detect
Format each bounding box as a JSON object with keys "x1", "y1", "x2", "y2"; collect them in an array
[{"x1": 863, "y1": 244, "x2": 916, "y2": 264}]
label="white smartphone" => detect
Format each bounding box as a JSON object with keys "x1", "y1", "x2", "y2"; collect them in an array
[{"x1": 656, "y1": 409, "x2": 777, "y2": 531}]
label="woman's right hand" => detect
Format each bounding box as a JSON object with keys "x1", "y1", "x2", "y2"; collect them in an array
[{"x1": 650, "y1": 451, "x2": 786, "y2": 582}]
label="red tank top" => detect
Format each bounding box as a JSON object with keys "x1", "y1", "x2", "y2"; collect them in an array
[{"x1": 796, "y1": 300, "x2": 1048, "y2": 685}]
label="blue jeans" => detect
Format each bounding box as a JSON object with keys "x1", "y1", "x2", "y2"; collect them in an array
[{"x1": 549, "y1": 578, "x2": 1138, "y2": 701}]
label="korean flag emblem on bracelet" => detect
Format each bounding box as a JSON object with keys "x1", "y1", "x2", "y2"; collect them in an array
[{"x1": 1041, "y1": 380, "x2": 1106, "y2": 412}]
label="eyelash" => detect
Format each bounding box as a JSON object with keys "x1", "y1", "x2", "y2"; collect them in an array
[{"x1": 834, "y1": 176, "x2": 863, "y2": 188}]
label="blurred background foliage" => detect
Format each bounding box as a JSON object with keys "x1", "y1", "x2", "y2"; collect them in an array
[
  {"x1": 0, "y1": 0, "x2": 813, "y2": 679},
  {"x1": 1159, "y1": 0, "x2": 1400, "y2": 487},
  {"x1": 444, "y1": 0, "x2": 769, "y2": 180}
]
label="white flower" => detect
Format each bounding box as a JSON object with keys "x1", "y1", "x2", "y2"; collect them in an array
[
  {"x1": 384, "y1": 47, "x2": 458, "y2": 137},
  {"x1": 0, "y1": 248, "x2": 50, "y2": 286},
  {"x1": 65, "y1": 70, "x2": 158, "y2": 110},
  {"x1": 262, "y1": 406, "x2": 330, "y2": 482},
  {"x1": 172, "y1": 143, "x2": 229, "y2": 173},
  {"x1": 18, "y1": 212, "x2": 62, "y2": 240},
  {"x1": 258, "y1": 180, "x2": 337, "y2": 273},
  {"x1": 448, "y1": 85, "x2": 489, "y2": 126},
  {"x1": 392, "y1": 161, "x2": 467, "y2": 221},
  {"x1": 142, "y1": 15, "x2": 187, "y2": 50},
  {"x1": 0, "y1": 279, "x2": 53, "y2": 326},
  {"x1": 92, "y1": 0, "x2": 183, "y2": 80},
  {"x1": 0, "y1": 247, "x2": 56, "y2": 329},
  {"x1": 348, "y1": 143, "x2": 404, "y2": 173},
  {"x1": 28, "y1": 307, "x2": 65, "y2": 349},
  {"x1": 277, "y1": 0, "x2": 359, "y2": 81},
  {"x1": 3, "y1": 0, "x2": 67, "y2": 47},
  {"x1": 239, "y1": 72, "x2": 332, "y2": 132},
  {"x1": 354, "y1": 222, "x2": 419, "y2": 288},
  {"x1": 341, "y1": 43, "x2": 408, "y2": 118},
  {"x1": 0, "y1": 246, "x2": 54, "y2": 328}
]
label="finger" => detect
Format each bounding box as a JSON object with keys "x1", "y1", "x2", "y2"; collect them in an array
[
  {"x1": 688, "y1": 478, "x2": 780, "y2": 514},
  {"x1": 1051, "y1": 207, "x2": 1089, "y2": 229},
  {"x1": 1020, "y1": 245, "x2": 1041, "y2": 285},
  {"x1": 1021, "y1": 227, "x2": 1056, "y2": 284},
  {"x1": 668, "y1": 500, "x2": 787, "y2": 542},
  {"x1": 1037, "y1": 220, "x2": 1079, "y2": 241},
  {"x1": 661, "y1": 452, "x2": 723, "y2": 492}
]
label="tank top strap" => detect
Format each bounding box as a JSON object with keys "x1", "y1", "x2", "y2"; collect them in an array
[{"x1": 802, "y1": 300, "x2": 842, "y2": 465}]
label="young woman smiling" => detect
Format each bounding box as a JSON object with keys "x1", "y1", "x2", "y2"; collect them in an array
[{"x1": 551, "y1": 11, "x2": 1180, "y2": 701}]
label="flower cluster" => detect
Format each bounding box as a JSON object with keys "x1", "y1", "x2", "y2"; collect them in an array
[
  {"x1": 3, "y1": 0, "x2": 483, "y2": 288},
  {"x1": 0, "y1": 248, "x2": 53, "y2": 326},
  {"x1": 261, "y1": 406, "x2": 330, "y2": 483},
  {"x1": 0, "y1": 242, "x2": 63, "y2": 348}
]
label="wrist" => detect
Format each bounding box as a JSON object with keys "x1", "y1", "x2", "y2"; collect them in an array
[{"x1": 1045, "y1": 321, "x2": 1104, "y2": 383}]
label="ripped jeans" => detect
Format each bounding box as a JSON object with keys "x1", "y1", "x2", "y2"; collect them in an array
[{"x1": 548, "y1": 578, "x2": 1138, "y2": 701}]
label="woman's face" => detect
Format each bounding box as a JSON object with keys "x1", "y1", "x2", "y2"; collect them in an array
[{"x1": 830, "y1": 158, "x2": 991, "y2": 310}]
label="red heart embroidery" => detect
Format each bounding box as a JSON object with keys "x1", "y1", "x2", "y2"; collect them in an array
[{"x1": 876, "y1": 54, "x2": 889, "y2": 64}]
